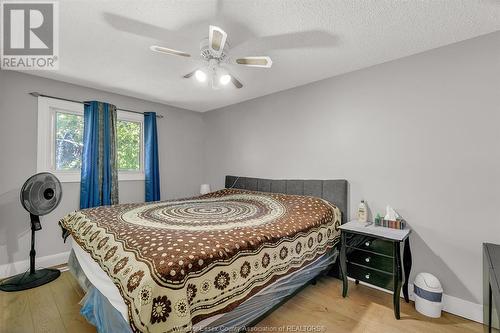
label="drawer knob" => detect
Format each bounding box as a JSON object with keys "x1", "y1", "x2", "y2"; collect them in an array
[
  {"x1": 365, "y1": 241, "x2": 371, "y2": 247},
  {"x1": 365, "y1": 273, "x2": 370, "y2": 280},
  {"x1": 365, "y1": 257, "x2": 371, "y2": 263}
]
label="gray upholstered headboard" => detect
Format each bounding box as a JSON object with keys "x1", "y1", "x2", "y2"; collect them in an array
[{"x1": 225, "y1": 175, "x2": 348, "y2": 224}]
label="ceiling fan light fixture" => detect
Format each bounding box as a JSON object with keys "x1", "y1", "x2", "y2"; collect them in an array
[
  {"x1": 219, "y1": 74, "x2": 231, "y2": 85},
  {"x1": 154, "y1": 24, "x2": 272, "y2": 90},
  {"x1": 195, "y1": 69, "x2": 207, "y2": 82}
]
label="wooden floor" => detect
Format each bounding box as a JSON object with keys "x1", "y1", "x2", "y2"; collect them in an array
[{"x1": 0, "y1": 271, "x2": 487, "y2": 333}]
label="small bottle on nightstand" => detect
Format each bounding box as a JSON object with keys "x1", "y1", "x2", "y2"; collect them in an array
[{"x1": 357, "y1": 200, "x2": 368, "y2": 223}]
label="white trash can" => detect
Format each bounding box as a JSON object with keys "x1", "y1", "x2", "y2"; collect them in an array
[{"x1": 414, "y1": 272, "x2": 443, "y2": 318}]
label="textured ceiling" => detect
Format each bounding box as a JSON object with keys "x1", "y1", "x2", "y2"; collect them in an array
[{"x1": 25, "y1": 0, "x2": 500, "y2": 112}]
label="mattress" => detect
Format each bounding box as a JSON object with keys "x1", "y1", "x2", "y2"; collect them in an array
[
  {"x1": 60, "y1": 189, "x2": 341, "y2": 333},
  {"x1": 71, "y1": 238, "x2": 223, "y2": 330},
  {"x1": 69, "y1": 244, "x2": 338, "y2": 333},
  {"x1": 72, "y1": 236, "x2": 129, "y2": 321}
]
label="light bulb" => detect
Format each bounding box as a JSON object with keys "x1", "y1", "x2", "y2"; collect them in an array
[
  {"x1": 219, "y1": 74, "x2": 231, "y2": 85},
  {"x1": 195, "y1": 70, "x2": 207, "y2": 82}
]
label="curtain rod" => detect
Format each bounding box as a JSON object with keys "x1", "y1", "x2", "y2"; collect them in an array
[{"x1": 28, "y1": 92, "x2": 164, "y2": 119}]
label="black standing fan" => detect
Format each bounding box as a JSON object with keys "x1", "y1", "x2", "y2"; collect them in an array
[{"x1": 0, "y1": 172, "x2": 63, "y2": 292}]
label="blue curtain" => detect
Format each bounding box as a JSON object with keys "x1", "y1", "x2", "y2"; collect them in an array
[
  {"x1": 144, "y1": 112, "x2": 160, "y2": 202},
  {"x1": 80, "y1": 101, "x2": 119, "y2": 209}
]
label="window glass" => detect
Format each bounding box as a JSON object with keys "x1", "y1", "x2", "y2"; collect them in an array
[
  {"x1": 117, "y1": 120, "x2": 141, "y2": 171},
  {"x1": 55, "y1": 112, "x2": 84, "y2": 171}
]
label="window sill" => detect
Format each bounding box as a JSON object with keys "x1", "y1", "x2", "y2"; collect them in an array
[
  {"x1": 41, "y1": 171, "x2": 145, "y2": 183},
  {"x1": 118, "y1": 172, "x2": 145, "y2": 181},
  {"x1": 52, "y1": 172, "x2": 81, "y2": 183}
]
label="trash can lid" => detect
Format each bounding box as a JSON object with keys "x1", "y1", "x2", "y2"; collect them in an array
[{"x1": 415, "y1": 272, "x2": 443, "y2": 292}]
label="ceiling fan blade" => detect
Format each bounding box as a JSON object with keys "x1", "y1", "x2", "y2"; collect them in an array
[
  {"x1": 103, "y1": 13, "x2": 191, "y2": 43},
  {"x1": 211, "y1": 77, "x2": 220, "y2": 90},
  {"x1": 183, "y1": 69, "x2": 198, "y2": 78},
  {"x1": 230, "y1": 75, "x2": 243, "y2": 89},
  {"x1": 150, "y1": 45, "x2": 191, "y2": 58},
  {"x1": 235, "y1": 56, "x2": 272, "y2": 68},
  {"x1": 209, "y1": 25, "x2": 228, "y2": 56}
]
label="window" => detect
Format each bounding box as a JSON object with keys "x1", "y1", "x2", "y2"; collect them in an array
[
  {"x1": 37, "y1": 97, "x2": 145, "y2": 182},
  {"x1": 55, "y1": 111, "x2": 84, "y2": 171},
  {"x1": 115, "y1": 111, "x2": 144, "y2": 180},
  {"x1": 117, "y1": 119, "x2": 141, "y2": 171}
]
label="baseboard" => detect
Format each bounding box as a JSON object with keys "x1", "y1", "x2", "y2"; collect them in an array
[
  {"x1": 441, "y1": 292, "x2": 483, "y2": 324},
  {"x1": 0, "y1": 251, "x2": 71, "y2": 279},
  {"x1": 349, "y1": 278, "x2": 484, "y2": 324}
]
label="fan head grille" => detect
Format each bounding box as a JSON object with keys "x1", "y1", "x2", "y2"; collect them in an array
[{"x1": 20, "y1": 172, "x2": 62, "y2": 216}]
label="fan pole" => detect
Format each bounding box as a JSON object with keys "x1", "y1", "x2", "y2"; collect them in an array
[
  {"x1": 29, "y1": 214, "x2": 40, "y2": 274},
  {"x1": 30, "y1": 224, "x2": 35, "y2": 274}
]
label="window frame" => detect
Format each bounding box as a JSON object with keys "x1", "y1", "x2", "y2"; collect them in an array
[{"x1": 37, "y1": 97, "x2": 145, "y2": 182}]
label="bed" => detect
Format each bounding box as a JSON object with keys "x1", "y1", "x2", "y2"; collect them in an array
[{"x1": 60, "y1": 176, "x2": 348, "y2": 333}]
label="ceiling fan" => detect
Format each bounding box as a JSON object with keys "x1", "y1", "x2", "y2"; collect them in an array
[{"x1": 150, "y1": 25, "x2": 272, "y2": 89}]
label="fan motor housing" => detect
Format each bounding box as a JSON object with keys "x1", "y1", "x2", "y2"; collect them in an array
[{"x1": 200, "y1": 37, "x2": 229, "y2": 62}]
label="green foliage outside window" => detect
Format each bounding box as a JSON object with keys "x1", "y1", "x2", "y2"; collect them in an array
[
  {"x1": 55, "y1": 112, "x2": 141, "y2": 172},
  {"x1": 117, "y1": 120, "x2": 141, "y2": 171},
  {"x1": 56, "y1": 112, "x2": 83, "y2": 170}
]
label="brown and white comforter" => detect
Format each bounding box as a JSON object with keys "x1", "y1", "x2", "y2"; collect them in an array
[{"x1": 60, "y1": 189, "x2": 341, "y2": 333}]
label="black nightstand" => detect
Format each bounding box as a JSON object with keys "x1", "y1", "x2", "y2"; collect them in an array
[{"x1": 339, "y1": 220, "x2": 412, "y2": 319}]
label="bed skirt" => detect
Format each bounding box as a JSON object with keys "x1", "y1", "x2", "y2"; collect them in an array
[{"x1": 68, "y1": 248, "x2": 338, "y2": 333}]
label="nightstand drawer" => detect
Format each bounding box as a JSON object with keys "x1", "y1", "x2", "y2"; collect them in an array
[
  {"x1": 348, "y1": 262, "x2": 394, "y2": 291},
  {"x1": 347, "y1": 249, "x2": 393, "y2": 274},
  {"x1": 346, "y1": 235, "x2": 393, "y2": 257}
]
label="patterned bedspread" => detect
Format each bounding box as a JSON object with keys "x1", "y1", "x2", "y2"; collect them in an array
[{"x1": 60, "y1": 189, "x2": 341, "y2": 333}]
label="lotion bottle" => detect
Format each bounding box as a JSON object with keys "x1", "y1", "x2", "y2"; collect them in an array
[{"x1": 357, "y1": 200, "x2": 368, "y2": 223}]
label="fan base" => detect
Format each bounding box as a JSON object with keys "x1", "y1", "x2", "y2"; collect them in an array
[{"x1": 0, "y1": 268, "x2": 61, "y2": 292}]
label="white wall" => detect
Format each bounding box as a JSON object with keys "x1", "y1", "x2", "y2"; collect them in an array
[
  {"x1": 0, "y1": 71, "x2": 205, "y2": 273},
  {"x1": 203, "y1": 31, "x2": 500, "y2": 306}
]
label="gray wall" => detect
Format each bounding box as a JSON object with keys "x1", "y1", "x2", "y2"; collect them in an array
[
  {"x1": 0, "y1": 71, "x2": 204, "y2": 268},
  {"x1": 202, "y1": 31, "x2": 500, "y2": 304},
  {"x1": 1, "y1": 31, "x2": 499, "y2": 306}
]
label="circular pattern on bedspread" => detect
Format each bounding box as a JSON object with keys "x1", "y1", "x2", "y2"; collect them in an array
[{"x1": 119, "y1": 194, "x2": 286, "y2": 231}]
